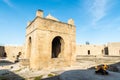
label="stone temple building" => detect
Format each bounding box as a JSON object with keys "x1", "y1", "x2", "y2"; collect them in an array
[
  {"x1": 25, "y1": 10, "x2": 76, "y2": 70},
  {"x1": 0, "y1": 10, "x2": 120, "y2": 70}
]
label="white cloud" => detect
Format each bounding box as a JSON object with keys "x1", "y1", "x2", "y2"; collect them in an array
[
  {"x1": 87, "y1": 0, "x2": 109, "y2": 25},
  {"x1": 3, "y1": 0, "x2": 14, "y2": 8}
]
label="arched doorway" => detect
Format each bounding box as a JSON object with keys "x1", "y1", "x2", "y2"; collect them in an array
[
  {"x1": 88, "y1": 50, "x2": 90, "y2": 55},
  {"x1": 104, "y1": 47, "x2": 109, "y2": 55},
  {"x1": 3, "y1": 52, "x2": 7, "y2": 57},
  {"x1": 27, "y1": 37, "x2": 32, "y2": 58},
  {"x1": 51, "y1": 36, "x2": 64, "y2": 58}
]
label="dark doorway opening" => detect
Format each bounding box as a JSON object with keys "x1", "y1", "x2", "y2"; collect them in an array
[
  {"x1": 52, "y1": 36, "x2": 64, "y2": 58},
  {"x1": 27, "y1": 37, "x2": 32, "y2": 59},
  {"x1": 104, "y1": 47, "x2": 109, "y2": 55},
  {"x1": 88, "y1": 50, "x2": 90, "y2": 55},
  {"x1": 3, "y1": 52, "x2": 7, "y2": 57}
]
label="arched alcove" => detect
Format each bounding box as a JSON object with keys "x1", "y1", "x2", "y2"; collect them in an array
[
  {"x1": 88, "y1": 50, "x2": 90, "y2": 55},
  {"x1": 51, "y1": 36, "x2": 64, "y2": 58},
  {"x1": 3, "y1": 52, "x2": 7, "y2": 57},
  {"x1": 27, "y1": 37, "x2": 32, "y2": 58}
]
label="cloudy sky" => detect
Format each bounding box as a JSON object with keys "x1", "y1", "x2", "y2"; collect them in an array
[{"x1": 0, "y1": 0, "x2": 120, "y2": 45}]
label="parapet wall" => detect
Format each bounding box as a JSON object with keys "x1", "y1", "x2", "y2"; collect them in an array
[
  {"x1": 76, "y1": 42, "x2": 120, "y2": 56},
  {"x1": 0, "y1": 45, "x2": 24, "y2": 62},
  {"x1": 76, "y1": 45, "x2": 104, "y2": 56},
  {"x1": 108, "y1": 42, "x2": 120, "y2": 56},
  {"x1": 26, "y1": 17, "x2": 76, "y2": 37}
]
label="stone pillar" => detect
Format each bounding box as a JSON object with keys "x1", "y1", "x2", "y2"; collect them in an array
[{"x1": 36, "y1": 9, "x2": 43, "y2": 17}]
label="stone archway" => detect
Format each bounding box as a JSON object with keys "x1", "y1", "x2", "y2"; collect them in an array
[
  {"x1": 51, "y1": 36, "x2": 64, "y2": 58},
  {"x1": 27, "y1": 37, "x2": 32, "y2": 59}
]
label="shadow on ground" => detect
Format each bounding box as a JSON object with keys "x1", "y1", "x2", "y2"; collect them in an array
[
  {"x1": 42, "y1": 69, "x2": 120, "y2": 80},
  {"x1": 42, "y1": 61, "x2": 120, "y2": 80},
  {"x1": 108, "y1": 62, "x2": 120, "y2": 72},
  {"x1": 0, "y1": 59, "x2": 14, "y2": 66},
  {"x1": 0, "y1": 69, "x2": 25, "y2": 80}
]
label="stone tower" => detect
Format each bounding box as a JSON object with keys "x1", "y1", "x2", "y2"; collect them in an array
[{"x1": 25, "y1": 10, "x2": 76, "y2": 70}]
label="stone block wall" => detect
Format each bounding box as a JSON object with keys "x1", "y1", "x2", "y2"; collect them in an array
[
  {"x1": 76, "y1": 44, "x2": 105, "y2": 56},
  {"x1": 25, "y1": 10, "x2": 76, "y2": 70},
  {"x1": 108, "y1": 42, "x2": 120, "y2": 56},
  {"x1": 0, "y1": 45, "x2": 24, "y2": 62}
]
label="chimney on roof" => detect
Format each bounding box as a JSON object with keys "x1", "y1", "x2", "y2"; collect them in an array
[
  {"x1": 36, "y1": 9, "x2": 43, "y2": 17},
  {"x1": 68, "y1": 19, "x2": 74, "y2": 25}
]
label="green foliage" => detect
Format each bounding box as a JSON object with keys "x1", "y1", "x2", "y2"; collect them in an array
[
  {"x1": 48, "y1": 73, "x2": 55, "y2": 77},
  {"x1": 34, "y1": 75, "x2": 43, "y2": 80}
]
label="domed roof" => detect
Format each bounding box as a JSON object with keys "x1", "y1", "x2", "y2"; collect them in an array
[{"x1": 46, "y1": 14, "x2": 59, "y2": 21}]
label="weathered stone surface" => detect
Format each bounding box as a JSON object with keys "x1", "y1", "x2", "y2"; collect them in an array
[
  {"x1": 25, "y1": 10, "x2": 76, "y2": 70},
  {"x1": 76, "y1": 42, "x2": 120, "y2": 56},
  {"x1": 0, "y1": 46, "x2": 24, "y2": 62},
  {"x1": 0, "y1": 10, "x2": 120, "y2": 71}
]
